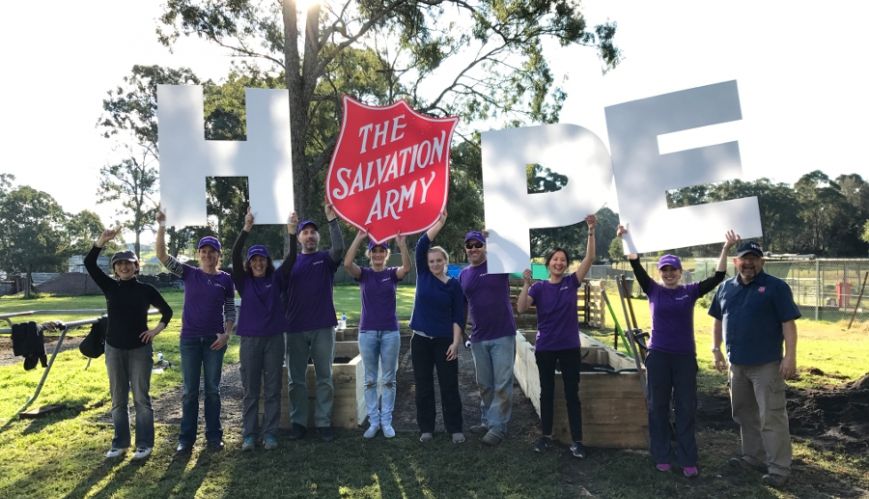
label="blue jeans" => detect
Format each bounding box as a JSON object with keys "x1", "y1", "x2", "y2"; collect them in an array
[
  {"x1": 470, "y1": 334, "x2": 516, "y2": 435},
  {"x1": 645, "y1": 350, "x2": 698, "y2": 467},
  {"x1": 105, "y1": 343, "x2": 154, "y2": 449},
  {"x1": 358, "y1": 330, "x2": 400, "y2": 427},
  {"x1": 285, "y1": 328, "x2": 335, "y2": 428},
  {"x1": 179, "y1": 335, "x2": 226, "y2": 444}
]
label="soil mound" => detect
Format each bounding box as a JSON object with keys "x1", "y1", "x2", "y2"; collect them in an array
[{"x1": 788, "y1": 374, "x2": 869, "y2": 452}]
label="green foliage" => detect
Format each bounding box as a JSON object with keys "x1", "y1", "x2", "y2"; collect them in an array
[
  {"x1": 0, "y1": 186, "x2": 69, "y2": 273},
  {"x1": 155, "y1": 0, "x2": 621, "y2": 217}
]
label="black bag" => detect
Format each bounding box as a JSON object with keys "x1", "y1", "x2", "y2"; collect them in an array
[{"x1": 79, "y1": 317, "x2": 107, "y2": 358}]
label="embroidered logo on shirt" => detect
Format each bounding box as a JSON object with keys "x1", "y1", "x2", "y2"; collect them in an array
[
  {"x1": 675, "y1": 295, "x2": 689, "y2": 301},
  {"x1": 758, "y1": 286, "x2": 766, "y2": 293},
  {"x1": 313, "y1": 260, "x2": 324, "y2": 266},
  {"x1": 560, "y1": 285, "x2": 569, "y2": 291},
  {"x1": 380, "y1": 277, "x2": 391, "y2": 282}
]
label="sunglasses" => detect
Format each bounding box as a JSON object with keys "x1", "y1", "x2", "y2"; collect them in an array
[{"x1": 465, "y1": 242, "x2": 484, "y2": 249}]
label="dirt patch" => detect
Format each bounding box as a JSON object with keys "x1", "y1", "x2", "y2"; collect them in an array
[{"x1": 697, "y1": 373, "x2": 869, "y2": 453}]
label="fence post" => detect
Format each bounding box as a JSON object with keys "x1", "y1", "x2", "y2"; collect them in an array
[{"x1": 815, "y1": 259, "x2": 821, "y2": 320}]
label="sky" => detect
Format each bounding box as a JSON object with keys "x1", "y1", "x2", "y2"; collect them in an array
[{"x1": 1, "y1": 0, "x2": 867, "y2": 237}]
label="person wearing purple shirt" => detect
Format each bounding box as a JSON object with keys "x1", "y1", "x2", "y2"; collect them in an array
[
  {"x1": 459, "y1": 230, "x2": 517, "y2": 446},
  {"x1": 618, "y1": 226, "x2": 736, "y2": 478},
  {"x1": 231, "y1": 208, "x2": 298, "y2": 451},
  {"x1": 343, "y1": 230, "x2": 411, "y2": 440},
  {"x1": 517, "y1": 214, "x2": 596, "y2": 459},
  {"x1": 284, "y1": 200, "x2": 345, "y2": 442},
  {"x1": 157, "y1": 209, "x2": 236, "y2": 454},
  {"x1": 410, "y1": 211, "x2": 467, "y2": 444}
]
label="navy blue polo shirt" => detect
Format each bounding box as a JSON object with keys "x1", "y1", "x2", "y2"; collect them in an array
[{"x1": 708, "y1": 271, "x2": 800, "y2": 365}]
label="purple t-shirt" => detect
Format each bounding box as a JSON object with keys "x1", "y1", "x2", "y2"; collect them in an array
[
  {"x1": 236, "y1": 273, "x2": 288, "y2": 337},
  {"x1": 646, "y1": 281, "x2": 702, "y2": 355},
  {"x1": 528, "y1": 273, "x2": 581, "y2": 351},
  {"x1": 285, "y1": 251, "x2": 339, "y2": 333},
  {"x1": 357, "y1": 267, "x2": 401, "y2": 331},
  {"x1": 459, "y1": 261, "x2": 516, "y2": 342},
  {"x1": 179, "y1": 265, "x2": 234, "y2": 338}
]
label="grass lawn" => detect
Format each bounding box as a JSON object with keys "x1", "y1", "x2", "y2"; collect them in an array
[{"x1": 0, "y1": 286, "x2": 867, "y2": 498}]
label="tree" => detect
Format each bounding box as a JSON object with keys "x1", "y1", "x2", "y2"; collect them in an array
[
  {"x1": 157, "y1": 0, "x2": 620, "y2": 219},
  {"x1": 862, "y1": 220, "x2": 869, "y2": 250},
  {"x1": 0, "y1": 187, "x2": 69, "y2": 297},
  {"x1": 98, "y1": 65, "x2": 202, "y2": 257},
  {"x1": 63, "y1": 210, "x2": 106, "y2": 256}
]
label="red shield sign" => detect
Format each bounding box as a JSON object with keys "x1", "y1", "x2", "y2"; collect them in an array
[{"x1": 326, "y1": 96, "x2": 459, "y2": 244}]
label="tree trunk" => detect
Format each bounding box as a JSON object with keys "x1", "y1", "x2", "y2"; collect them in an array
[{"x1": 24, "y1": 265, "x2": 33, "y2": 299}]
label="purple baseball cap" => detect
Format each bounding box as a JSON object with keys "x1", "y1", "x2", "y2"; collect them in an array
[
  {"x1": 464, "y1": 230, "x2": 485, "y2": 244},
  {"x1": 246, "y1": 245, "x2": 270, "y2": 262},
  {"x1": 657, "y1": 254, "x2": 682, "y2": 270},
  {"x1": 197, "y1": 236, "x2": 222, "y2": 252},
  {"x1": 367, "y1": 240, "x2": 389, "y2": 251},
  {"x1": 296, "y1": 219, "x2": 318, "y2": 234}
]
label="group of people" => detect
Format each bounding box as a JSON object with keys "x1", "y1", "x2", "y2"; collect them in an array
[{"x1": 85, "y1": 205, "x2": 801, "y2": 488}]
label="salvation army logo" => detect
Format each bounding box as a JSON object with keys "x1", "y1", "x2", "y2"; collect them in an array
[{"x1": 326, "y1": 96, "x2": 458, "y2": 243}]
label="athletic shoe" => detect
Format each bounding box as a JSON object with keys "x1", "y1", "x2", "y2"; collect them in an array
[
  {"x1": 569, "y1": 441, "x2": 587, "y2": 459},
  {"x1": 533, "y1": 436, "x2": 553, "y2": 453},
  {"x1": 656, "y1": 463, "x2": 672, "y2": 472},
  {"x1": 451, "y1": 432, "x2": 466, "y2": 444},
  {"x1": 105, "y1": 447, "x2": 125, "y2": 459},
  {"x1": 419, "y1": 432, "x2": 433, "y2": 443},
  {"x1": 317, "y1": 427, "x2": 335, "y2": 442},
  {"x1": 206, "y1": 440, "x2": 224, "y2": 452},
  {"x1": 762, "y1": 473, "x2": 789, "y2": 488},
  {"x1": 728, "y1": 456, "x2": 766, "y2": 473},
  {"x1": 481, "y1": 430, "x2": 503, "y2": 446},
  {"x1": 242, "y1": 436, "x2": 256, "y2": 452},
  {"x1": 682, "y1": 466, "x2": 699, "y2": 478},
  {"x1": 263, "y1": 435, "x2": 278, "y2": 450},
  {"x1": 288, "y1": 423, "x2": 307, "y2": 440},
  {"x1": 131, "y1": 447, "x2": 152, "y2": 460},
  {"x1": 363, "y1": 425, "x2": 380, "y2": 439},
  {"x1": 382, "y1": 424, "x2": 396, "y2": 439},
  {"x1": 469, "y1": 424, "x2": 488, "y2": 434}
]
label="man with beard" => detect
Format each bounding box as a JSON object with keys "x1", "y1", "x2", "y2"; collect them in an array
[
  {"x1": 284, "y1": 200, "x2": 345, "y2": 442},
  {"x1": 458, "y1": 230, "x2": 517, "y2": 445},
  {"x1": 709, "y1": 240, "x2": 800, "y2": 488}
]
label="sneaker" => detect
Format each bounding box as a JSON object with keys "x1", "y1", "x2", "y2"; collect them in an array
[
  {"x1": 655, "y1": 463, "x2": 672, "y2": 472},
  {"x1": 569, "y1": 441, "x2": 587, "y2": 459},
  {"x1": 105, "y1": 447, "x2": 125, "y2": 459},
  {"x1": 761, "y1": 473, "x2": 789, "y2": 488},
  {"x1": 682, "y1": 466, "x2": 699, "y2": 478},
  {"x1": 317, "y1": 426, "x2": 335, "y2": 442},
  {"x1": 419, "y1": 432, "x2": 433, "y2": 443},
  {"x1": 206, "y1": 440, "x2": 224, "y2": 452},
  {"x1": 288, "y1": 423, "x2": 307, "y2": 440},
  {"x1": 382, "y1": 424, "x2": 396, "y2": 439},
  {"x1": 533, "y1": 436, "x2": 553, "y2": 453},
  {"x1": 242, "y1": 436, "x2": 256, "y2": 452},
  {"x1": 481, "y1": 430, "x2": 503, "y2": 446},
  {"x1": 469, "y1": 424, "x2": 488, "y2": 434},
  {"x1": 131, "y1": 447, "x2": 152, "y2": 460},
  {"x1": 363, "y1": 425, "x2": 380, "y2": 439},
  {"x1": 728, "y1": 456, "x2": 766, "y2": 473},
  {"x1": 452, "y1": 432, "x2": 466, "y2": 444},
  {"x1": 175, "y1": 441, "x2": 192, "y2": 454},
  {"x1": 263, "y1": 435, "x2": 278, "y2": 450}
]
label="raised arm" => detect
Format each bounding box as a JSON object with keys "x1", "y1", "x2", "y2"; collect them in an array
[
  {"x1": 516, "y1": 268, "x2": 534, "y2": 314},
  {"x1": 343, "y1": 229, "x2": 365, "y2": 279},
  {"x1": 85, "y1": 226, "x2": 121, "y2": 292},
  {"x1": 230, "y1": 208, "x2": 253, "y2": 290},
  {"x1": 616, "y1": 225, "x2": 651, "y2": 293},
  {"x1": 278, "y1": 212, "x2": 299, "y2": 277},
  {"x1": 426, "y1": 210, "x2": 447, "y2": 241},
  {"x1": 156, "y1": 207, "x2": 184, "y2": 276},
  {"x1": 325, "y1": 198, "x2": 345, "y2": 264},
  {"x1": 395, "y1": 233, "x2": 412, "y2": 280},
  {"x1": 698, "y1": 229, "x2": 739, "y2": 296},
  {"x1": 574, "y1": 214, "x2": 597, "y2": 281}
]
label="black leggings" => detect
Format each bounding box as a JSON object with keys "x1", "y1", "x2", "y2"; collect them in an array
[
  {"x1": 411, "y1": 334, "x2": 463, "y2": 433},
  {"x1": 535, "y1": 348, "x2": 582, "y2": 442}
]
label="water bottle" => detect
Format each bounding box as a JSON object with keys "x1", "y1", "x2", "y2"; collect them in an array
[{"x1": 339, "y1": 312, "x2": 347, "y2": 331}]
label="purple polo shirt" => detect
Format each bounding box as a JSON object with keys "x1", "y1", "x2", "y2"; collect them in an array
[
  {"x1": 357, "y1": 267, "x2": 401, "y2": 331},
  {"x1": 285, "y1": 250, "x2": 339, "y2": 333},
  {"x1": 528, "y1": 273, "x2": 581, "y2": 351},
  {"x1": 179, "y1": 265, "x2": 234, "y2": 337},
  {"x1": 646, "y1": 281, "x2": 702, "y2": 355},
  {"x1": 236, "y1": 273, "x2": 288, "y2": 337},
  {"x1": 459, "y1": 261, "x2": 516, "y2": 342}
]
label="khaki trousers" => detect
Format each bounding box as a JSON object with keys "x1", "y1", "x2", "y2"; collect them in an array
[{"x1": 729, "y1": 361, "x2": 792, "y2": 476}]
